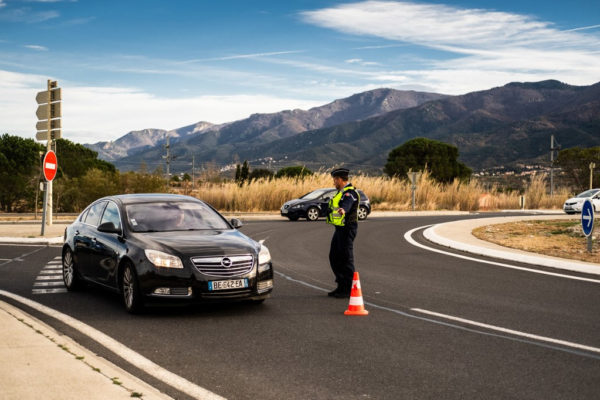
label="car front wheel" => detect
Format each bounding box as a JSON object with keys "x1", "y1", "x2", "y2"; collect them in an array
[
  {"x1": 306, "y1": 207, "x2": 320, "y2": 221},
  {"x1": 62, "y1": 248, "x2": 81, "y2": 291},
  {"x1": 358, "y1": 206, "x2": 368, "y2": 220},
  {"x1": 122, "y1": 263, "x2": 144, "y2": 313}
]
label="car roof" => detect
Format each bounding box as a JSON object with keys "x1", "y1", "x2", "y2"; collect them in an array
[{"x1": 99, "y1": 193, "x2": 202, "y2": 206}]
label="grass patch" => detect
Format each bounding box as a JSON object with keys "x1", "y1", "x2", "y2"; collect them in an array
[
  {"x1": 171, "y1": 171, "x2": 570, "y2": 212},
  {"x1": 473, "y1": 219, "x2": 599, "y2": 264}
]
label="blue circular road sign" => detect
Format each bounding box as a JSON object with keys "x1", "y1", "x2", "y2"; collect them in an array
[{"x1": 581, "y1": 199, "x2": 595, "y2": 237}]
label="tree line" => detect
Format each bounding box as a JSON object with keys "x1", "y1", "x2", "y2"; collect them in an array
[
  {"x1": 0, "y1": 134, "x2": 164, "y2": 212},
  {"x1": 1, "y1": 133, "x2": 597, "y2": 213}
]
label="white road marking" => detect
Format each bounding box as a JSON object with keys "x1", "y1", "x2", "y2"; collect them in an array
[
  {"x1": 0, "y1": 290, "x2": 226, "y2": 400},
  {"x1": 411, "y1": 308, "x2": 600, "y2": 355},
  {"x1": 35, "y1": 275, "x2": 63, "y2": 280},
  {"x1": 404, "y1": 225, "x2": 600, "y2": 284},
  {"x1": 46, "y1": 261, "x2": 62, "y2": 265},
  {"x1": 274, "y1": 270, "x2": 600, "y2": 360},
  {"x1": 32, "y1": 288, "x2": 67, "y2": 294},
  {"x1": 39, "y1": 270, "x2": 61, "y2": 274},
  {"x1": 0, "y1": 247, "x2": 46, "y2": 266},
  {"x1": 33, "y1": 281, "x2": 64, "y2": 287}
]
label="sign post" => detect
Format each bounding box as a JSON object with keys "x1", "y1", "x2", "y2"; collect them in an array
[
  {"x1": 40, "y1": 150, "x2": 58, "y2": 236},
  {"x1": 581, "y1": 199, "x2": 595, "y2": 253},
  {"x1": 35, "y1": 80, "x2": 62, "y2": 231},
  {"x1": 407, "y1": 171, "x2": 422, "y2": 211}
]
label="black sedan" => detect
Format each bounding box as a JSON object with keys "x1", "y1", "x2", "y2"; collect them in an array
[
  {"x1": 62, "y1": 194, "x2": 273, "y2": 313},
  {"x1": 280, "y1": 188, "x2": 371, "y2": 221}
]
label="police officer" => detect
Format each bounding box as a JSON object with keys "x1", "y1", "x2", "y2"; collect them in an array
[{"x1": 326, "y1": 168, "x2": 360, "y2": 298}]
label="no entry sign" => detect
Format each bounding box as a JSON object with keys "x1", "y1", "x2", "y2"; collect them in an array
[{"x1": 43, "y1": 150, "x2": 57, "y2": 181}]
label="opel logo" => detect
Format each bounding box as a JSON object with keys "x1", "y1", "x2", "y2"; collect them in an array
[{"x1": 221, "y1": 257, "x2": 232, "y2": 268}]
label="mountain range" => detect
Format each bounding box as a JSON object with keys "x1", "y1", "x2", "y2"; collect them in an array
[{"x1": 85, "y1": 81, "x2": 600, "y2": 173}]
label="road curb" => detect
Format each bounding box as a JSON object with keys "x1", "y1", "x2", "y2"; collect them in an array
[
  {"x1": 0, "y1": 299, "x2": 174, "y2": 400},
  {"x1": 0, "y1": 236, "x2": 63, "y2": 245},
  {"x1": 423, "y1": 218, "x2": 600, "y2": 276}
]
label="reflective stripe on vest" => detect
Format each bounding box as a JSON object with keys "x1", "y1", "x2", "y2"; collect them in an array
[{"x1": 327, "y1": 185, "x2": 359, "y2": 226}]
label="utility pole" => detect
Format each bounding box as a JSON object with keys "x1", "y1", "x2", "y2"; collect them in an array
[
  {"x1": 549, "y1": 135, "x2": 560, "y2": 196},
  {"x1": 163, "y1": 134, "x2": 171, "y2": 191},
  {"x1": 590, "y1": 162, "x2": 596, "y2": 190}
]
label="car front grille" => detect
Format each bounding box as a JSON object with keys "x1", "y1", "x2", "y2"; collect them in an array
[{"x1": 191, "y1": 254, "x2": 254, "y2": 277}]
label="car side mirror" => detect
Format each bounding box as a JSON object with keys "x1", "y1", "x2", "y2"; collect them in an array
[
  {"x1": 98, "y1": 222, "x2": 122, "y2": 235},
  {"x1": 230, "y1": 218, "x2": 243, "y2": 229}
]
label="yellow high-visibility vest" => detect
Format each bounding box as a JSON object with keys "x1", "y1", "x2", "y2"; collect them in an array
[{"x1": 327, "y1": 185, "x2": 359, "y2": 226}]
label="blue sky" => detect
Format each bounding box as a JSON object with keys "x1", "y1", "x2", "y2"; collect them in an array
[{"x1": 1, "y1": 0, "x2": 599, "y2": 143}]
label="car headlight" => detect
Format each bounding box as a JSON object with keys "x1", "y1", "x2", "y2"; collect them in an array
[
  {"x1": 144, "y1": 249, "x2": 183, "y2": 269},
  {"x1": 258, "y1": 245, "x2": 271, "y2": 272}
]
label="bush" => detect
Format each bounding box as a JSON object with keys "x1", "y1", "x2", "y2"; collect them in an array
[
  {"x1": 275, "y1": 166, "x2": 313, "y2": 179},
  {"x1": 249, "y1": 169, "x2": 274, "y2": 182}
]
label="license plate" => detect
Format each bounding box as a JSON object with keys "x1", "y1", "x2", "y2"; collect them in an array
[
  {"x1": 208, "y1": 279, "x2": 248, "y2": 291},
  {"x1": 281, "y1": 209, "x2": 288, "y2": 214}
]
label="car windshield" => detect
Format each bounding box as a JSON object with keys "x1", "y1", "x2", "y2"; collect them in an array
[
  {"x1": 576, "y1": 189, "x2": 600, "y2": 198},
  {"x1": 125, "y1": 201, "x2": 230, "y2": 232},
  {"x1": 300, "y1": 189, "x2": 335, "y2": 200}
]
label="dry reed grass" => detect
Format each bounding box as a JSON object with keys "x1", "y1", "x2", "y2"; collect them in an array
[{"x1": 177, "y1": 171, "x2": 570, "y2": 212}]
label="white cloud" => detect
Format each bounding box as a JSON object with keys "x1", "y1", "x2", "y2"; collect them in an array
[
  {"x1": 191, "y1": 50, "x2": 305, "y2": 63},
  {"x1": 302, "y1": 1, "x2": 600, "y2": 93},
  {"x1": 0, "y1": 1, "x2": 6, "y2": 8},
  {"x1": 0, "y1": 7, "x2": 59, "y2": 23},
  {"x1": 0, "y1": 69, "x2": 323, "y2": 144},
  {"x1": 24, "y1": 44, "x2": 48, "y2": 51},
  {"x1": 345, "y1": 58, "x2": 380, "y2": 66}
]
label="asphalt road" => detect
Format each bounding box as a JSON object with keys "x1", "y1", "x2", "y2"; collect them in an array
[{"x1": 1, "y1": 215, "x2": 599, "y2": 399}]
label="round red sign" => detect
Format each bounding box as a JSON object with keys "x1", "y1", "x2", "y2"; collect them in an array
[{"x1": 43, "y1": 150, "x2": 58, "y2": 181}]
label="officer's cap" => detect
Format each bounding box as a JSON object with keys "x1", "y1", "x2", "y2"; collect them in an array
[{"x1": 330, "y1": 168, "x2": 350, "y2": 179}]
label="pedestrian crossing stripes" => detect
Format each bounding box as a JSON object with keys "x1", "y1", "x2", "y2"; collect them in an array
[{"x1": 32, "y1": 256, "x2": 67, "y2": 295}]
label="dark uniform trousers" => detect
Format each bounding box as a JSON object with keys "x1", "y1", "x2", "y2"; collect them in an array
[{"x1": 329, "y1": 222, "x2": 357, "y2": 291}]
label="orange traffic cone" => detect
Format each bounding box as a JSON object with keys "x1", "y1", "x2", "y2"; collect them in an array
[{"x1": 344, "y1": 272, "x2": 369, "y2": 316}]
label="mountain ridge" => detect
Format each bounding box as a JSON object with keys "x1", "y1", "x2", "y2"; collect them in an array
[{"x1": 87, "y1": 80, "x2": 600, "y2": 173}]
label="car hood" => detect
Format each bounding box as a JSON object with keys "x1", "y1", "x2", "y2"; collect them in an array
[
  {"x1": 132, "y1": 229, "x2": 259, "y2": 257},
  {"x1": 565, "y1": 197, "x2": 586, "y2": 203},
  {"x1": 282, "y1": 199, "x2": 306, "y2": 207}
]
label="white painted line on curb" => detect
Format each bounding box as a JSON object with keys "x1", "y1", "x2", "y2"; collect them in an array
[
  {"x1": 274, "y1": 270, "x2": 600, "y2": 360},
  {"x1": 423, "y1": 222, "x2": 600, "y2": 275},
  {"x1": 411, "y1": 308, "x2": 600, "y2": 355},
  {"x1": 0, "y1": 290, "x2": 226, "y2": 400},
  {"x1": 404, "y1": 226, "x2": 600, "y2": 284}
]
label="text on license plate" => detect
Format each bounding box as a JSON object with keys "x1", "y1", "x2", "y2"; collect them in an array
[{"x1": 208, "y1": 279, "x2": 248, "y2": 291}]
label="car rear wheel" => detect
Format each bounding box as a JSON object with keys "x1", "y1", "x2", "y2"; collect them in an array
[
  {"x1": 306, "y1": 207, "x2": 320, "y2": 221},
  {"x1": 122, "y1": 263, "x2": 144, "y2": 313},
  {"x1": 358, "y1": 206, "x2": 368, "y2": 220},
  {"x1": 62, "y1": 248, "x2": 81, "y2": 291}
]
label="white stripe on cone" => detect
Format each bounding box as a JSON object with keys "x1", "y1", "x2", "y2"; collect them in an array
[{"x1": 349, "y1": 296, "x2": 364, "y2": 306}]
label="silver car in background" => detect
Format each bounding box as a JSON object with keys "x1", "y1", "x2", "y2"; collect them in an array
[{"x1": 563, "y1": 189, "x2": 600, "y2": 214}]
